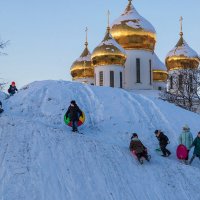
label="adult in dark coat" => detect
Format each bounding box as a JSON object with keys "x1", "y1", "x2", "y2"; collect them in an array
[
  {"x1": 129, "y1": 133, "x2": 150, "y2": 163},
  {"x1": 8, "y1": 82, "x2": 18, "y2": 95},
  {"x1": 65, "y1": 100, "x2": 83, "y2": 132},
  {"x1": 155, "y1": 130, "x2": 171, "y2": 157},
  {"x1": 189, "y1": 132, "x2": 200, "y2": 165}
]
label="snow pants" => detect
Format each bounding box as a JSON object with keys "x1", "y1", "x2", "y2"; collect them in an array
[
  {"x1": 72, "y1": 120, "x2": 78, "y2": 131},
  {"x1": 136, "y1": 150, "x2": 149, "y2": 161},
  {"x1": 189, "y1": 154, "x2": 200, "y2": 165},
  {"x1": 160, "y1": 144, "x2": 171, "y2": 156}
]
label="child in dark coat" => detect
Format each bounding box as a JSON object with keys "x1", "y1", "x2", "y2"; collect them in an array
[
  {"x1": 8, "y1": 82, "x2": 18, "y2": 96},
  {"x1": 65, "y1": 100, "x2": 83, "y2": 132},
  {"x1": 189, "y1": 132, "x2": 200, "y2": 165},
  {"x1": 155, "y1": 130, "x2": 171, "y2": 157},
  {"x1": 129, "y1": 133, "x2": 150, "y2": 164}
]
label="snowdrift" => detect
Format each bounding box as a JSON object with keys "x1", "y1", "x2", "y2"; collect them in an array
[{"x1": 0, "y1": 80, "x2": 199, "y2": 200}]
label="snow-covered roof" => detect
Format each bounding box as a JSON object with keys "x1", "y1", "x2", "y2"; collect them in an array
[
  {"x1": 111, "y1": 2, "x2": 156, "y2": 33},
  {"x1": 153, "y1": 53, "x2": 167, "y2": 71},
  {"x1": 96, "y1": 32, "x2": 126, "y2": 55},
  {"x1": 166, "y1": 37, "x2": 198, "y2": 58},
  {"x1": 75, "y1": 46, "x2": 91, "y2": 62},
  {"x1": 75, "y1": 53, "x2": 91, "y2": 62}
]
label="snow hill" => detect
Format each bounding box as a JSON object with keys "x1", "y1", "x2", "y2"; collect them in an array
[{"x1": 0, "y1": 80, "x2": 200, "y2": 200}]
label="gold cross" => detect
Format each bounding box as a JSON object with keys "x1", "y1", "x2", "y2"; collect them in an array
[
  {"x1": 85, "y1": 27, "x2": 88, "y2": 43},
  {"x1": 180, "y1": 16, "x2": 183, "y2": 33},
  {"x1": 107, "y1": 10, "x2": 110, "y2": 28}
]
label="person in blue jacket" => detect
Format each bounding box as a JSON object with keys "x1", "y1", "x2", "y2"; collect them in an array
[{"x1": 179, "y1": 125, "x2": 193, "y2": 163}]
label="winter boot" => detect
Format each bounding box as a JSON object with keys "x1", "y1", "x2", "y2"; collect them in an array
[
  {"x1": 146, "y1": 155, "x2": 151, "y2": 162},
  {"x1": 138, "y1": 158, "x2": 143, "y2": 165}
]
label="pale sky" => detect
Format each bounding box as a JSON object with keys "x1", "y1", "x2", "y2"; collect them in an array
[{"x1": 0, "y1": 0, "x2": 200, "y2": 89}]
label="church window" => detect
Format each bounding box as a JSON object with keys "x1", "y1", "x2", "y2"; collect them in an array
[
  {"x1": 136, "y1": 58, "x2": 141, "y2": 83},
  {"x1": 110, "y1": 71, "x2": 114, "y2": 87},
  {"x1": 120, "y1": 72, "x2": 123, "y2": 88},
  {"x1": 99, "y1": 71, "x2": 103, "y2": 86},
  {"x1": 149, "y1": 59, "x2": 152, "y2": 85}
]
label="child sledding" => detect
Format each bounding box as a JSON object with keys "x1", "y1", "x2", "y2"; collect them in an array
[{"x1": 129, "y1": 133, "x2": 151, "y2": 164}]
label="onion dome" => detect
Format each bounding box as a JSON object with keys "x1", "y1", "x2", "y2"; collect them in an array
[
  {"x1": 70, "y1": 30, "x2": 94, "y2": 80},
  {"x1": 166, "y1": 17, "x2": 199, "y2": 71},
  {"x1": 110, "y1": 0, "x2": 156, "y2": 51},
  {"x1": 91, "y1": 27, "x2": 127, "y2": 67},
  {"x1": 153, "y1": 54, "x2": 168, "y2": 82}
]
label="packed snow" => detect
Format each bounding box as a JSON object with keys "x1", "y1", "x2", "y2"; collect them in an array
[{"x1": 0, "y1": 80, "x2": 200, "y2": 200}]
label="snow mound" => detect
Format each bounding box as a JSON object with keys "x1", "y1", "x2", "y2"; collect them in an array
[{"x1": 0, "y1": 80, "x2": 200, "y2": 200}]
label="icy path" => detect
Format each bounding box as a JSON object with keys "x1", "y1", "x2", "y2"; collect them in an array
[{"x1": 0, "y1": 81, "x2": 200, "y2": 200}]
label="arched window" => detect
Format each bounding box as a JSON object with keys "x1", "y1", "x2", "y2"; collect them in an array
[
  {"x1": 149, "y1": 59, "x2": 152, "y2": 85},
  {"x1": 99, "y1": 71, "x2": 103, "y2": 86},
  {"x1": 110, "y1": 71, "x2": 114, "y2": 87},
  {"x1": 136, "y1": 58, "x2": 141, "y2": 83},
  {"x1": 120, "y1": 72, "x2": 123, "y2": 88},
  {"x1": 189, "y1": 75, "x2": 193, "y2": 93},
  {"x1": 179, "y1": 74, "x2": 183, "y2": 90},
  {"x1": 170, "y1": 76, "x2": 173, "y2": 89}
]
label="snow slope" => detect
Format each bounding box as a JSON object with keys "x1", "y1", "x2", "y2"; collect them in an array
[{"x1": 0, "y1": 80, "x2": 200, "y2": 200}]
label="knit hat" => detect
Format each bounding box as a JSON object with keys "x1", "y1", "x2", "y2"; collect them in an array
[
  {"x1": 71, "y1": 100, "x2": 76, "y2": 105},
  {"x1": 11, "y1": 81, "x2": 15, "y2": 85},
  {"x1": 183, "y1": 125, "x2": 190, "y2": 131},
  {"x1": 154, "y1": 130, "x2": 159, "y2": 134},
  {"x1": 132, "y1": 133, "x2": 138, "y2": 138}
]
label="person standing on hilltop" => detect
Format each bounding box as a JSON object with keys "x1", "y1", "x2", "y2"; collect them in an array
[{"x1": 8, "y1": 82, "x2": 18, "y2": 96}]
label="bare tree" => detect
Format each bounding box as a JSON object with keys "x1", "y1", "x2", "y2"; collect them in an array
[
  {"x1": 0, "y1": 38, "x2": 9, "y2": 91},
  {"x1": 160, "y1": 69, "x2": 200, "y2": 112},
  {"x1": 0, "y1": 39, "x2": 8, "y2": 55}
]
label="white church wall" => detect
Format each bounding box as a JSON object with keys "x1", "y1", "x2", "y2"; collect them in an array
[
  {"x1": 95, "y1": 65, "x2": 124, "y2": 88},
  {"x1": 124, "y1": 50, "x2": 154, "y2": 90}
]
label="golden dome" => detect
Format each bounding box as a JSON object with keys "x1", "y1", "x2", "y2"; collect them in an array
[
  {"x1": 70, "y1": 41, "x2": 94, "y2": 80},
  {"x1": 153, "y1": 54, "x2": 168, "y2": 82},
  {"x1": 110, "y1": 0, "x2": 156, "y2": 51},
  {"x1": 91, "y1": 27, "x2": 127, "y2": 67},
  {"x1": 165, "y1": 33, "x2": 199, "y2": 71}
]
